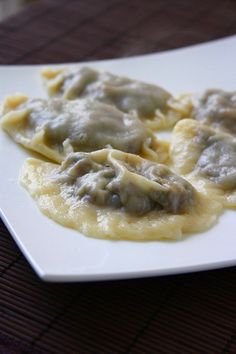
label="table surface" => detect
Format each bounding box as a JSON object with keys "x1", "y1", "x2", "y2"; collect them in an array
[{"x1": 1, "y1": 0, "x2": 236, "y2": 353}]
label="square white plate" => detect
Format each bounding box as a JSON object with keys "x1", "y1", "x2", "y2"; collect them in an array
[{"x1": 1, "y1": 36, "x2": 236, "y2": 282}]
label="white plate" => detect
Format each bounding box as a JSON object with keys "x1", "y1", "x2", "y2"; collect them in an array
[{"x1": 1, "y1": 36, "x2": 236, "y2": 282}]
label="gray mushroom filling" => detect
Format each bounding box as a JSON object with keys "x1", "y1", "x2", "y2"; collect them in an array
[
  {"x1": 195, "y1": 130, "x2": 236, "y2": 190},
  {"x1": 193, "y1": 89, "x2": 236, "y2": 135},
  {"x1": 17, "y1": 97, "x2": 148, "y2": 154},
  {"x1": 59, "y1": 67, "x2": 172, "y2": 118},
  {"x1": 54, "y1": 151, "x2": 195, "y2": 216}
]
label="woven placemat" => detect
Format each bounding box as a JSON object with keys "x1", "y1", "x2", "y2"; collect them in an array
[{"x1": 1, "y1": 0, "x2": 236, "y2": 353}]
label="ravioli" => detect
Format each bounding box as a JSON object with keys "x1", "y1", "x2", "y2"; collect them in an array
[
  {"x1": 20, "y1": 149, "x2": 222, "y2": 240},
  {"x1": 173, "y1": 89, "x2": 236, "y2": 136},
  {"x1": 192, "y1": 89, "x2": 236, "y2": 136},
  {"x1": 170, "y1": 119, "x2": 236, "y2": 207},
  {"x1": 0, "y1": 94, "x2": 168, "y2": 163},
  {"x1": 41, "y1": 66, "x2": 187, "y2": 130}
]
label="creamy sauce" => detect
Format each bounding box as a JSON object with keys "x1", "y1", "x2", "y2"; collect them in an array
[
  {"x1": 53, "y1": 149, "x2": 194, "y2": 216},
  {"x1": 20, "y1": 154, "x2": 222, "y2": 240}
]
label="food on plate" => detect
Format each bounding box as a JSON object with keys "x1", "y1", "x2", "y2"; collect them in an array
[
  {"x1": 0, "y1": 94, "x2": 168, "y2": 163},
  {"x1": 192, "y1": 89, "x2": 236, "y2": 136},
  {"x1": 41, "y1": 66, "x2": 188, "y2": 130},
  {"x1": 170, "y1": 119, "x2": 236, "y2": 207},
  {"x1": 1, "y1": 65, "x2": 234, "y2": 242},
  {"x1": 173, "y1": 89, "x2": 236, "y2": 136},
  {"x1": 20, "y1": 149, "x2": 222, "y2": 240}
]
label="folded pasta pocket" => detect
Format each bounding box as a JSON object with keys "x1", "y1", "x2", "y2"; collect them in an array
[
  {"x1": 192, "y1": 89, "x2": 236, "y2": 136},
  {"x1": 41, "y1": 66, "x2": 187, "y2": 130},
  {"x1": 171, "y1": 119, "x2": 236, "y2": 207},
  {"x1": 172, "y1": 89, "x2": 236, "y2": 136},
  {"x1": 1, "y1": 94, "x2": 168, "y2": 163},
  {"x1": 20, "y1": 149, "x2": 221, "y2": 240}
]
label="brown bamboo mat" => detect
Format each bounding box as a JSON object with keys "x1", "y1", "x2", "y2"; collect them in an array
[{"x1": 1, "y1": 0, "x2": 236, "y2": 353}]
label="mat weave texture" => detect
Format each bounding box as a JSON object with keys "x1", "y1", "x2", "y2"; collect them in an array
[{"x1": 1, "y1": 0, "x2": 236, "y2": 353}]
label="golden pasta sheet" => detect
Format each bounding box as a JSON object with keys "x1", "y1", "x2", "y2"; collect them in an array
[
  {"x1": 20, "y1": 149, "x2": 222, "y2": 240},
  {"x1": 41, "y1": 66, "x2": 188, "y2": 130},
  {"x1": 170, "y1": 119, "x2": 236, "y2": 207},
  {"x1": 0, "y1": 94, "x2": 169, "y2": 164}
]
